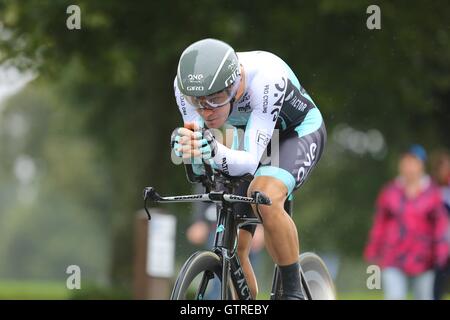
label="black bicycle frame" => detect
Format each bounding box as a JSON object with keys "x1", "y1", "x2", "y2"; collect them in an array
[
  {"x1": 145, "y1": 161, "x2": 312, "y2": 300},
  {"x1": 200, "y1": 181, "x2": 257, "y2": 300},
  {"x1": 198, "y1": 189, "x2": 313, "y2": 301}
]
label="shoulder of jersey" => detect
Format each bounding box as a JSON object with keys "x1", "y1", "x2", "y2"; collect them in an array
[{"x1": 239, "y1": 51, "x2": 287, "y2": 83}]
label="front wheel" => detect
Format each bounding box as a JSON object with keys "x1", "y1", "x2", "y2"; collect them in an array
[{"x1": 170, "y1": 251, "x2": 235, "y2": 300}]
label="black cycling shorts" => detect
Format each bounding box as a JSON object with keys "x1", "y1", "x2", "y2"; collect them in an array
[{"x1": 238, "y1": 114, "x2": 327, "y2": 235}]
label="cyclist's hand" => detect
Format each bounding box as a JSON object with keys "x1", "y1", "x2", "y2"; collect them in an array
[
  {"x1": 174, "y1": 123, "x2": 218, "y2": 160},
  {"x1": 174, "y1": 122, "x2": 202, "y2": 159},
  {"x1": 170, "y1": 127, "x2": 184, "y2": 157},
  {"x1": 171, "y1": 123, "x2": 198, "y2": 158},
  {"x1": 195, "y1": 128, "x2": 218, "y2": 160},
  {"x1": 181, "y1": 126, "x2": 218, "y2": 160}
]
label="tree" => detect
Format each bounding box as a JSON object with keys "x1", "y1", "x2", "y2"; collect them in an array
[{"x1": 1, "y1": 0, "x2": 448, "y2": 289}]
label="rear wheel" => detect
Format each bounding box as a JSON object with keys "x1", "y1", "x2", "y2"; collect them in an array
[
  {"x1": 171, "y1": 251, "x2": 235, "y2": 300},
  {"x1": 299, "y1": 252, "x2": 336, "y2": 300},
  {"x1": 272, "y1": 252, "x2": 336, "y2": 300}
]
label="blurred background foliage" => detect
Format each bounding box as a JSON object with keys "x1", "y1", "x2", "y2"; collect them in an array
[{"x1": 0, "y1": 0, "x2": 448, "y2": 298}]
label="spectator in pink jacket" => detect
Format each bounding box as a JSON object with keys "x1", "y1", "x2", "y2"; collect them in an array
[{"x1": 364, "y1": 145, "x2": 449, "y2": 300}]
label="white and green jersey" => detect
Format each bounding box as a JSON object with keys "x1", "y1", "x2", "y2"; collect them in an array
[{"x1": 173, "y1": 50, "x2": 324, "y2": 177}]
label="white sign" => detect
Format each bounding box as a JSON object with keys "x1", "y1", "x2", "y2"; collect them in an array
[{"x1": 147, "y1": 210, "x2": 177, "y2": 278}]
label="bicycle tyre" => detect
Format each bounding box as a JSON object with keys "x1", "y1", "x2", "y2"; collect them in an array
[
  {"x1": 272, "y1": 252, "x2": 336, "y2": 300},
  {"x1": 299, "y1": 252, "x2": 336, "y2": 300},
  {"x1": 170, "y1": 251, "x2": 235, "y2": 300}
]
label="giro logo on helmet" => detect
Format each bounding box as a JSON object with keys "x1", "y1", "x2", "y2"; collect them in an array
[
  {"x1": 225, "y1": 67, "x2": 240, "y2": 87},
  {"x1": 227, "y1": 60, "x2": 237, "y2": 71},
  {"x1": 187, "y1": 86, "x2": 204, "y2": 91}
]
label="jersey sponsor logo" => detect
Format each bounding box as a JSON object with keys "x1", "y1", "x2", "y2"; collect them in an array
[
  {"x1": 297, "y1": 142, "x2": 317, "y2": 185},
  {"x1": 241, "y1": 92, "x2": 251, "y2": 102},
  {"x1": 285, "y1": 89, "x2": 308, "y2": 112},
  {"x1": 271, "y1": 77, "x2": 286, "y2": 121},
  {"x1": 277, "y1": 79, "x2": 315, "y2": 131},
  {"x1": 274, "y1": 77, "x2": 286, "y2": 92},
  {"x1": 262, "y1": 85, "x2": 270, "y2": 113},
  {"x1": 221, "y1": 157, "x2": 229, "y2": 174},
  {"x1": 180, "y1": 95, "x2": 187, "y2": 115},
  {"x1": 256, "y1": 130, "x2": 270, "y2": 147},
  {"x1": 271, "y1": 108, "x2": 280, "y2": 121},
  {"x1": 285, "y1": 90, "x2": 294, "y2": 101},
  {"x1": 238, "y1": 102, "x2": 251, "y2": 113}
]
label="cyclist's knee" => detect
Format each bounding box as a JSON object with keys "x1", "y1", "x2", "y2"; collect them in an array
[
  {"x1": 248, "y1": 176, "x2": 288, "y2": 201},
  {"x1": 247, "y1": 176, "x2": 287, "y2": 222},
  {"x1": 252, "y1": 202, "x2": 286, "y2": 232}
]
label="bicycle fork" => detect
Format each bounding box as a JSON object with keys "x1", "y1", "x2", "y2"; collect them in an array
[{"x1": 221, "y1": 248, "x2": 231, "y2": 300}]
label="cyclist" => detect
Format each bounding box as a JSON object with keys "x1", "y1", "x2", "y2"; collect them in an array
[{"x1": 171, "y1": 38, "x2": 327, "y2": 300}]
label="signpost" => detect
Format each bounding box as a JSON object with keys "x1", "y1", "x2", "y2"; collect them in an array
[{"x1": 133, "y1": 209, "x2": 176, "y2": 299}]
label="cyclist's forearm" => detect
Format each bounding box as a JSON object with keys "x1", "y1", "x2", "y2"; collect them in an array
[{"x1": 212, "y1": 142, "x2": 259, "y2": 176}]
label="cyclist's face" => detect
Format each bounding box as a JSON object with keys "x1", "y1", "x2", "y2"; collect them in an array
[{"x1": 197, "y1": 101, "x2": 231, "y2": 128}]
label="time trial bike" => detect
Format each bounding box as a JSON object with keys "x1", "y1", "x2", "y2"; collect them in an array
[{"x1": 143, "y1": 161, "x2": 336, "y2": 300}]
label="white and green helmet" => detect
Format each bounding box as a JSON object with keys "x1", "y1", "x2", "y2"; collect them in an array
[{"x1": 176, "y1": 38, "x2": 240, "y2": 98}]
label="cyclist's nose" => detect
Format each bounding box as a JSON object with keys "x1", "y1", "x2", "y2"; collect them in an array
[{"x1": 201, "y1": 108, "x2": 215, "y2": 117}]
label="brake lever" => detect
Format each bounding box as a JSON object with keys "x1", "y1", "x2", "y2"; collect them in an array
[
  {"x1": 143, "y1": 187, "x2": 163, "y2": 220},
  {"x1": 251, "y1": 191, "x2": 272, "y2": 224},
  {"x1": 144, "y1": 197, "x2": 152, "y2": 220},
  {"x1": 252, "y1": 191, "x2": 272, "y2": 206}
]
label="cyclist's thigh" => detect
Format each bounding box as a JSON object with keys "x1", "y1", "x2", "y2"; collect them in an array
[
  {"x1": 255, "y1": 112, "x2": 327, "y2": 195},
  {"x1": 238, "y1": 109, "x2": 326, "y2": 232},
  {"x1": 284, "y1": 120, "x2": 326, "y2": 191}
]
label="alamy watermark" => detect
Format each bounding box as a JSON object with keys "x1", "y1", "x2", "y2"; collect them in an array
[
  {"x1": 366, "y1": 5, "x2": 381, "y2": 30},
  {"x1": 66, "y1": 5, "x2": 81, "y2": 30},
  {"x1": 366, "y1": 264, "x2": 381, "y2": 290},
  {"x1": 66, "y1": 265, "x2": 81, "y2": 290}
]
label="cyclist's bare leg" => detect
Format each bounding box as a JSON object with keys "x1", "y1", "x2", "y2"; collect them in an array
[
  {"x1": 247, "y1": 176, "x2": 304, "y2": 299},
  {"x1": 248, "y1": 176, "x2": 299, "y2": 265},
  {"x1": 237, "y1": 229, "x2": 258, "y2": 298}
]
